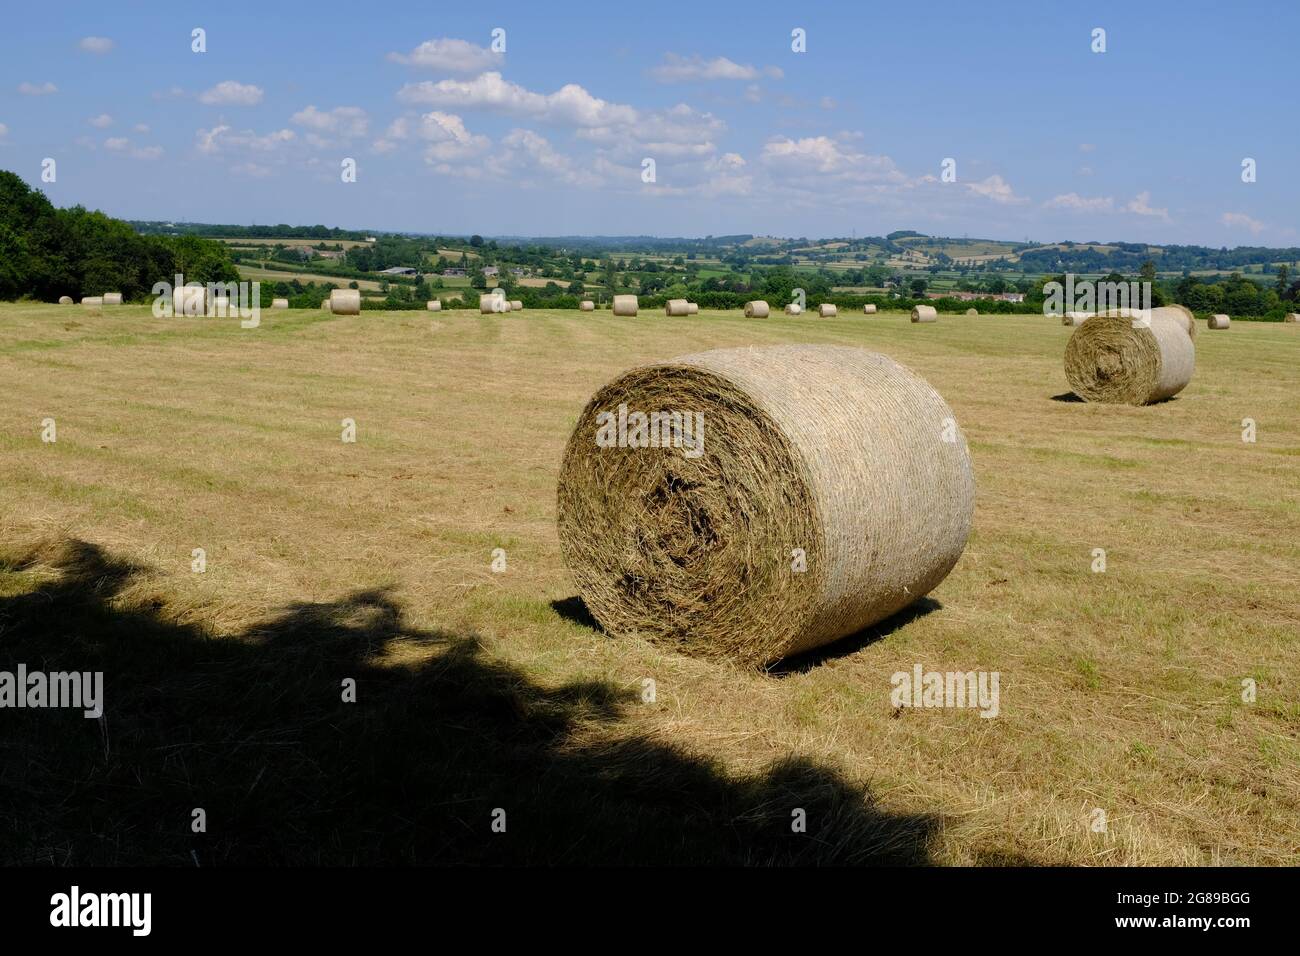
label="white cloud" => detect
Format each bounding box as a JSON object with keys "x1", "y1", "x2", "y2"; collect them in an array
[
  {"x1": 387, "y1": 38, "x2": 501, "y2": 73},
  {"x1": 232, "y1": 162, "x2": 273, "y2": 177},
  {"x1": 195, "y1": 124, "x2": 295, "y2": 155},
  {"x1": 79, "y1": 36, "x2": 114, "y2": 54},
  {"x1": 1044, "y1": 192, "x2": 1114, "y2": 212},
  {"x1": 18, "y1": 81, "x2": 58, "y2": 96},
  {"x1": 760, "y1": 136, "x2": 905, "y2": 185},
  {"x1": 152, "y1": 86, "x2": 186, "y2": 101},
  {"x1": 134, "y1": 123, "x2": 150, "y2": 133},
  {"x1": 199, "y1": 81, "x2": 265, "y2": 106},
  {"x1": 397, "y1": 72, "x2": 637, "y2": 128},
  {"x1": 104, "y1": 137, "x2": 129, "y2": 151},
  {"x1": 1124, "y1": 191, "x2": 1168, "y2": 219},
  {"x1": 965, "y1": 174, "x2": 1025, "y2": 204},
  {"x1": 1221, "y1": 211, "x2": 1265, "y2": 235},
  {"x1": 480, "y1": 129, "x2": 598, "y2": 186},
  {"x1": 650, "y1": 53, "x2": 775, "y2": 83},
  {"x1": 132, "y1": 145, "x2": 163, "y2": 160},
  {"x1": 1078, "y1": 143, "x2": 1096, "y2": 153},
  {"x1": 88, "y1": 114, "x2": 113, "y2": 129},
  {"x1": 420, "y1": 112, "x2": 490, "y2": 164},
  {"x1": 291, "y1": 105, "x2": 369, "y2": 140}
]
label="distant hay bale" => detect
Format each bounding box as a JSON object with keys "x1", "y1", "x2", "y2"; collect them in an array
[
  {"x1": 1064, "y1": 310, "x2": 1195, "y2": 405},
  {"x1": 329, "y1": 289, "x2": 361, "y2": 315},
  {"x1": 102, "y1": 292, "x2": 123, "y2": 306},
  {"x1": 556, "y1": 344, "x2": 975, "y2": 666},
  {"x1": 819, "y1": 303, "x2": 838, "y2": 317},
  {"x1": 965, "y1": 308, "x2": 978, "y2": 316},
  {"x1": 580, "y1": 300, "x2": 595, "y2": 311},
  {"x1": 744, "y1": 300, "x2": 770, "y2": 318},
  {"x1": 1063, "y1": 311, "x2": 1093, "y2": 327},
  {"x1": 426, "y1": 300, "x2": 441, "y2": 311},
  {"x1": 58, "y1": 296, "x2": 73, "y2": 305},
  {"x1": 478, "y1": 293, "x2": 509, "y2": 314},
  {"x1": 687, "y1": 303, "x2": 699, "y2": 315},
  {"x1": 1285, "y1": 313, "x2": 1300, "y2": 323},
  {"x1": 172, "y1": 285, "x2": 208, "y2": 317},
  {"x1": 510, "y1": 300, "x2": 523, "y2": 311},
  {"x1": 1207, "y1": 313, "x2": 1230, "y2": 330},
  {"x1": 323, "y1": 298, "x2": 333, "y2": 311},
  {"x1": 211, "y1": 295, "x2": 230, "y2": 317},
  {"x1": 1160, "y1": 304, "x2": 1197, "y2": 341},
  {"x1": 271, "y1": 298, "x2": 289, "y2": 310},
  {"x1": 911, "y1": 305, "x2": 938, "y2": 323},
  {"x1": 613, "y1": 294, "x2": 639, "y2": 317},
  {"x1": 665, "y1": 298, "x2": 690, "y2": 317},
  {"x1": 81, "y1": 296, "x2": 103, "y2": 312},
  {"x1": 784, "y1": 303, "x2": 803, "y2": 315},
  {"x1": 863, "y1": 304, "x2": 877, "y2": 314}
]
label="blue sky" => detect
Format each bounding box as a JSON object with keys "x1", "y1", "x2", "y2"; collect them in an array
[{"x1": 1, "y1": 0, "x2": 1296, "y2": 244}]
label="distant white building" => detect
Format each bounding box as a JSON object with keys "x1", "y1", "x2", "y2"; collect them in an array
[{"x1": 378, "y1": 266, "x2": 417, "y2": 276}]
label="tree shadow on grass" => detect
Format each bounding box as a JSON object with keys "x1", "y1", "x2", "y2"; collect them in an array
[{"x1": 0, "y1": 538, "x2": 942, "y2": 866}]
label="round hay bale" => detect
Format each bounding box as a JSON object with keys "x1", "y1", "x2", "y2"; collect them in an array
[
  {"x1": 58, "y1": 296, "x2": 73, "y2": 305},
  {"x1": 329, "y1": 289, "x2": 361, "y2": 315},
  {"x1": 784, "y1": 303, "x2": 803, "y2": 315},
  {"x1": 819, "y1": 303, "x2": 838, "y2": 318},
  {"x1": 211, "y1": 295, "x2": 230, "y2": 316},
  {"x1": 323, "y1": 298, "x2": 333, "y2": 311},
  {"x1": 1207, "y1": 313, "x2": 1230, "y2": 330},
  {"x1": 556, "y1": 345, "x2": 974, "y2": 666},
  {"x1": 510, "y1": 300, "x2": 523, "y2": 311},
  {"x1": 1064, "y1": 310, "x2": 1195, "y2": 405},
  {"x1": 478, "y1": 293, "x2": 508, "y2": 314},
  {"x1": 965, "y1": 308, "x2": 978, "y2": 316},
  {"x1": 102, "y1": 292, "x2": 123, "y2": 306},
  {"x1": 911, "y1": 305, "x2": 938, "y2": 323},
  {"x1": 687, "y1": 303, "x2": 699, "y2": 315},
  {"x1": 81, "y1": 296, "x2": 103, "y2": 312},
  {"x1": 271, "y1": 298, "x2": 289, "y2": 310},
  {"x1": 1285, "y1": 313, "x2": 1300, "y2": 323},
  {"x1": 1160, "y1": 304, "x2": 1197, "y2": 341},
  {"x1": 665, "y1": 298, "x2": 690, "y2": 317},
  {"x1": 426, "y1": 300, "x2": 441, "y2": 312},
  {"x1": 580, "y1": 300, "x2": 595, "y2": 311},
  {"x1": 613, "y1": 294, "x2": 639, "y2": 317},
  {"x1": 172, "y1": 285, "x2": 208, "y2": 316},
  {"x1": 744, "y1": 300, "x2": 770, "y2": 318},
  {"x1": 863, "y1": 304, "x2": 877, "y2": 315},
  {"x1": 1063, "y1": 311, "x2": 1092, "y2": 327}
]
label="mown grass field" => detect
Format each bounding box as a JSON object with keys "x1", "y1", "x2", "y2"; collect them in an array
[{"x1": 0, "y1": 303, "x2": 1296, "y2": 865}]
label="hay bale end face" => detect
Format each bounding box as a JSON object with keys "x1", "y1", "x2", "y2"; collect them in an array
[
  {"x1": 744, "y1": 300, "x2": 770, "y2": 318},
  {"x1": 556, "y1": 344, "x2": 975, "y2": 666},
  {"x1": 965, "y1": 308, "x2": 978, "y2": 316},
  {"x1": 102, "y1": 292, "x2": 123, "y2": 306},
  {"x1": 1064, "y1": 310, "x2": 1195, "y2": 405},
  {"x1": 613, "y1": 294, "x2": 639, "y2": 317},
  {"x1": 580, "y1": 300, "x2": 595, "y2": 311},
  {"x1": 863, "y1": 304, "x2": 877, "y2": 315},
  {"x1": 329, "y1": 289, "x2": 361, "y2": 315},
  {"x1": 819, "y1": 303, "x2": 838, "y2": 318},
  {"x1": 665, "y1": 298, "x2": 690, "y2": 317},
  {"x1": 426, "y1": 300, "x2": 441, "y2": 311},
  {"x1": 911, "y1": 305, "x2": 938, "y2": 323},
  {"x1": 478, "y1": 293, "x2": 509, "y2": 314},
  {"x1": 1207, "y1": 313, "x2": 1230, "y2": 330},
  {"x1": 323, "y1": 299, "x2": 333, "y2": 311},
  {"x1": 58, "y1": 296, "x2": 73, "y2": 305},
  {"x1": 784, "y1": 303, "x2": 803, "y2": 315}
]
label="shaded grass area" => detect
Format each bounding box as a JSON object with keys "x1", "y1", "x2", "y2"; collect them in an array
[{"x1": 0, "y1": 538, "x2": 939, "y2": 865}]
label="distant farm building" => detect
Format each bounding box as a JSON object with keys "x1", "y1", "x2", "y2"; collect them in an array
[{"x1": 378, "y1": 266, "x2": 417, "y2": 276}]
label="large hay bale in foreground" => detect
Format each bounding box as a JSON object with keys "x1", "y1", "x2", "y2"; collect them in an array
[
  {"x1": 613, "y1": 295, "x2": 638, "y2": 317},
  {"x1": 58, "y1": 296, "x2": 73, "y2": 305},
  {"x1": 819, "y1": 303, "x2": 838, "y2": 317},
  {"x1": 744, "y1": 300, "x2": 770, "y2": 318},
  {"x1": 329, "y1": 289, "x2": 361, "y2": 315},
  {"x1": 102, "y1": 292, "x2": 123, "y2": 306},
  {"x1": 580, "y1": 300, "x2": 595, "y2": 311},
  {"x1": 1064, "y1": 310, "x2": 1195, "y2": 405},
  {"x1": 911, "y1": 305, "x2": 937, "y2": 323},
  {"x1": 784, "y1": 303, "x2": 803, "y2": 315},
  {"x1": 863, "y1": 304, "x2": 877, "y2": 315},
  {"x1": 1207, "y1": 313, "x2": 1230, "y2": 330},
  {"x1": 426, "y1": 300, "x2": 441, "y2": 311},
  {"x1": 556, "y1": 344, "x2": 975, "y2": 666},
  {"x1": 665, "y1": 298, "x2": 690, "y2": 317}
]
